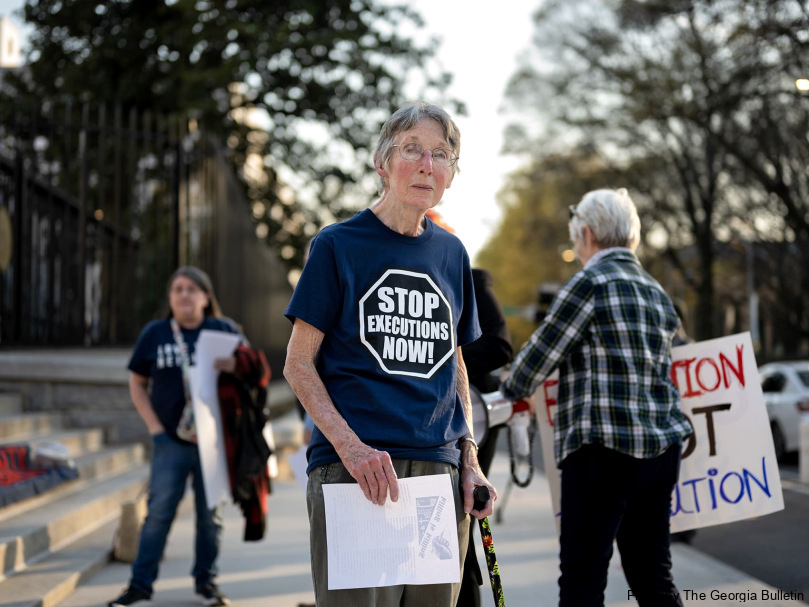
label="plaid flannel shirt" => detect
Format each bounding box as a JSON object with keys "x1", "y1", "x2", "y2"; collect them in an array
[{"x1": 501, "y1": 248, "x2": 692, "y2": 464}]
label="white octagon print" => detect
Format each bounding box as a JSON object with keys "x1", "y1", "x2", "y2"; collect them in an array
[{"x1": 359, "y1": 269, "x2": 455, "y2": 378}]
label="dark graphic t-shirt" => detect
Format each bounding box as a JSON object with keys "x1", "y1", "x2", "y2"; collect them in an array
[
  {"x1": 284, "y1": 208, "x2": 481, "y2": 473},
  {"x1": 128, "y1": 316, "x2": 240, "y2": 442}
]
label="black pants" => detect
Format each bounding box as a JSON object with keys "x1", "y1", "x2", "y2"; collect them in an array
[{"x1": 559, "y1": 444, "x2": 684, "y2": 607}]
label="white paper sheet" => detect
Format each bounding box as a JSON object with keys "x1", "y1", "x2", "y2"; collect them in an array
[
  {"x1": 323, "y1": 473, "x2": 459, "y2": 590},
  {"x1": 189, "y1": 329, "x2": 240, "y2": 509}
]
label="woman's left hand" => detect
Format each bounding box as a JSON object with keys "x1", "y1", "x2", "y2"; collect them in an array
[
  {"x1": 460, "y1": 447, "x2": 497, "y2": 519},
  {"x1": 214, "y1": 356, "x2": 236, "y2": 374}
]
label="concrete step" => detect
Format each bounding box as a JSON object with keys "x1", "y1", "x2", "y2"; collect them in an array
[
  {"x1": 0, "y1": 444, "x2": 146, "y2": 524},
  {"x1": 0, "y1": 351, "x2": 130, "y2": 384},
  {"x1": 73, "y1": 444, "x2": 146, "y2": 485},
  {"x1": 0, "y1": 413, "x2": 63, "y2": 441},
  {"x1": 0, "y1": 428, "x2": 106, "y2": 459},
  {"x1": 0, "y1": 394, "x2": 23, "y2": 416},
  {"x1": 0, "y1": 489, "x2": 193, "y2": 607},
  {"x1": 0, "y1": 515, "x2": 120, "y2": 607},
  {"x1": 0, "y1": 464, "x2": 150, "y2": 581}
]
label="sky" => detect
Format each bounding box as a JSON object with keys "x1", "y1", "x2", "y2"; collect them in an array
[
  {"x1": 0, "y1": 0, "x2": 539, "y2": 261},
  {"x1": 397, "y1": 1, "x2": 538, "y2": 260}
]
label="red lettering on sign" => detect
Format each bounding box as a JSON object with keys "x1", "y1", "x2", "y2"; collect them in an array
[
  {"x1": 696, "y1": 358, "x2": 721, "y2": 392},
  {"x1": 719, "y1": 345, "x2": 745, "y2": 388},
  {"x1": 671, "y1": 357, "x2": 702, "y2": 397},
  {"x1": 671, "y1": 343, "x2": 747, "y2": 397},
  {"x1": 543, "y1": 378, "x2": 558, "y2": 427}
]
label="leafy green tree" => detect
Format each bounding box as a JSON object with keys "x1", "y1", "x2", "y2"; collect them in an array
[
  {"x1": 500, "y1": 0, "x2": 809, "y2": 346},
  {"x1": 3, "y1": 0, "x2": 459, "y2": 269},
  {"x1": 623, "y1": 0, "x2": 809, "y2": 348},
  {"x1": 477, "y1": 147, "x2": 626, "y2": 348}
]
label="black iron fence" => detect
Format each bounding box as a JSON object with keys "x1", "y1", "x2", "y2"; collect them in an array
[{"x1": 0, "y1": 99, "x2": 292, "y2": 366}]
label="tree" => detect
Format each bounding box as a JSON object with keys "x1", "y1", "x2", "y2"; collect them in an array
[
  {"x1": 477, "y1": 146, "x2": 626, "y2": 348},
  {"x1": 2, "y1": 0, "x2": 459, "y2": 269},
  {"x1": 622, "y1": 0, "x2": 809, "y2": 348},
  {"x1": 500, "y1": 0, "x2": 809, "y2": 348}
]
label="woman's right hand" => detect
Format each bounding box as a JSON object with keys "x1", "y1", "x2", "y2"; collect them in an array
[
  {"x1": 129, "y1": 372, "x2": 166, "y2": 438},
  {"x1": 338, "y1": 440, "x2": 399, "y2": 506}
]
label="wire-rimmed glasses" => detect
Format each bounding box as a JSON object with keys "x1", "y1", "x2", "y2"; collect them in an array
[{"x1": 392, "y1": 142, "x2": 458, "y2": 167}]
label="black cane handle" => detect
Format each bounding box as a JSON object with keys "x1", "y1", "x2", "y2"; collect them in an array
[{"x1": 473, "y1": 485, "x2": 490, "y2": 511}]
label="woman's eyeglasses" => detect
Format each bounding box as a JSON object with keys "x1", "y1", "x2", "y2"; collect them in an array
[{"x1": 392, "y1": 142, "x2": 458, "y2": 167}]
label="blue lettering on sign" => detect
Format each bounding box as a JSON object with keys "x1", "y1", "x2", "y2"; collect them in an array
[{"x1": 671, "y1": 457, "x2": 772, "y2": 516}]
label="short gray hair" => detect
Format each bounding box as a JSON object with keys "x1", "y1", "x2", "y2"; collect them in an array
[
  {"x1": 373, "y1": 101, "x2": 461, "y2": 196},
  {"x1": 568, "y1": 188, "x2": 641, "y2": 251}
]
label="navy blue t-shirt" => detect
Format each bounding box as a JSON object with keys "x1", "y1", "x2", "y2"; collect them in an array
[
  {"x1": 284, "y1": 208, "x2": 481, "y2": 473},
  {"x1": 127, "y1": 316, "x2": 240, "y2": 442}
]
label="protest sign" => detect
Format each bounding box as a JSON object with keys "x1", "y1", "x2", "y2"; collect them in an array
[{"x1": 535, "y1": 331, "x2": 784, "y2": 533}]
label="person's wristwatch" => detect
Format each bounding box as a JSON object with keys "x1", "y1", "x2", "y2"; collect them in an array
[{"x1": 460, "y1": 436, "x2": 478, "y2": 450}]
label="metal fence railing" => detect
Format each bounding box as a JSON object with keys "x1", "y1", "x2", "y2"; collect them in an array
[{"x1": 0, "y1": 99, "x2": 292, "y2": 366}]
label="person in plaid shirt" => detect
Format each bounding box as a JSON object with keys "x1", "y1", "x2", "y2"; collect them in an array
[{"x1": 501, "y1": 188, "x2": 692, "y2": 607}]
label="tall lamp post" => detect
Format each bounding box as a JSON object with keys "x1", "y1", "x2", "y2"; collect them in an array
[
  {"x1": 798, "y1": 78, "x2": 809, "y2": 485},
  {"x1": 742, "y1": 238, "x2": 759, "y2": 351}
]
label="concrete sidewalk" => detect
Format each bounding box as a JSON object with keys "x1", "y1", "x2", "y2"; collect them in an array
[{"x1": 56, "y1": 453, "x2": 806, "y2": 607}]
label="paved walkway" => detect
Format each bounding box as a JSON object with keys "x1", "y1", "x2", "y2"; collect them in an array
[{"x1": 55, "y1": 443, "x2": 807, "y2": 607}]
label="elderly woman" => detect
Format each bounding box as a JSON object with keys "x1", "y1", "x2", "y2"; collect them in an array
[
  {"x1": 501, "y1": 189, "x2": 692, "y2": 607},
  {"x1": 283, "y1": 101, "x2": 496, "y2": 607}
]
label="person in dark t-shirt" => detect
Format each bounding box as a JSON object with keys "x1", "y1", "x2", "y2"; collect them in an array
[
  {"x1": 109, "y1": 266, "x2": 239, "y2": 607},
  {"x1": 284, "y1": 101, "x2": 497, "y2": 607},
  {"x1": 425, "y1": 209, "x2": 514, "y2": 607}
]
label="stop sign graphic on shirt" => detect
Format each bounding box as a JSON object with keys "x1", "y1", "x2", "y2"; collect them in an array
[{"x1": 359, "y1": 269, "x2": 456, "y2": 378}]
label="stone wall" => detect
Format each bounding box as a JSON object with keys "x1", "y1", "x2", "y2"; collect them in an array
[{"x1": 0, "y1": 348, "x2": 297, "y2": 444}]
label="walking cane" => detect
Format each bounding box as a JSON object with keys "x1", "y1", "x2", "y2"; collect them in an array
[{"x1": 473, "y1": 485, "x2": 505, "y2": 606}]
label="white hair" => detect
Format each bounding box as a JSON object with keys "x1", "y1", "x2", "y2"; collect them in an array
[{"x1": 568, "y1": 188, "x2": 641, "y2": 251}]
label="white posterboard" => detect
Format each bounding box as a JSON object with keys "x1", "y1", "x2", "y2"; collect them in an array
[
  {"x1": 189, "y1": 329, "x2": 240, "y2": 509},
  {"x1": 536, "y1": 331, "x2": 784, "y2": 534},
  {"x1": 323, "y1": 474, "x2": 459, "y2": 590}
]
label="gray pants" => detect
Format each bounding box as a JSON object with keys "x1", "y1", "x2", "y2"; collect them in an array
[{"x1": 306, "y1": 459, "x2": 469, "y2": 607}]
